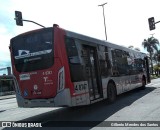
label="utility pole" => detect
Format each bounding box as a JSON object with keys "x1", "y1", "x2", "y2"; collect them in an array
[{"x1": 98, "y1": 2, "x2": 107, "y2": 40}]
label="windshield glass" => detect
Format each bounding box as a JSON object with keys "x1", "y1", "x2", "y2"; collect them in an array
[{"x1": 11, "y1": 27, "x2": 54, "y2": 72}]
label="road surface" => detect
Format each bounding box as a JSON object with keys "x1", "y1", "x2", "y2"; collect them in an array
[{"x1": 0, "y1": 78, "x2": 160, "y2": 130}]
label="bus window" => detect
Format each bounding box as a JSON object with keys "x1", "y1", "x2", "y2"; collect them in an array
[
  {"x1": 134, "y1": 58, "x2": 143, "y2": 73},
  {"x1": 111, "y1": 49, "x2": 130, "y2": 76},
  {"x1": 65, "y1": 37, "x2": 86, "y2": 82},
  {"x1": 111, "y1": 49, "x2": 118, "y2": 76},
  {"x1": 11, "y1": 28, "x2": 54, "y2": 72},
  {"x1": 65, "y1": 38, "x2": 80, "y2": 64},
  {"x1": 98, "y1": 45, "x2": 109, "y2": 77}
]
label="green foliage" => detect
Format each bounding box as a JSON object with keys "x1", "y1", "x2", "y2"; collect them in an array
[
  {"x1": 151, "y1": 74, "x2": 160, "y2": 79},
  {"x1": 153, "y1": 50, "x2": 160, "y2": 62},
  {"x1": 142, "y1": 37, "x2": 159, "y2": 53},
  {"x1": 142, "y1": 37, "x2": 160, "y2": 74},
  {"x1": 153, "y1": 64, "x2": 160, "y2": 71}
]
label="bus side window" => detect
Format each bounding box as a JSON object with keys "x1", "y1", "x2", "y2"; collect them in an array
[
  {"x1": 130, "y1": 53, "x2": 144, "y2": 74},
  {"x1": 111, "y1": 49, "x2": 118, "y2": 76},
  {"x1": 111, "y1": 49, "x2": 129, "y2": 76},
  {"x1": 98, "y1": 45, "x2": 109, "y2": 77},
  {"x1": 122, "y1": 51, "x2": 131, "y2": 75},
  {"x1": 134, "y1": 58, "x2": 143, "y2": 73},
  {"x1": 65, "y1": 37, "x2": 80, "y2": 64},
  {"x1": 65, "y1": 37, "x2": 86, "y2": 82}
]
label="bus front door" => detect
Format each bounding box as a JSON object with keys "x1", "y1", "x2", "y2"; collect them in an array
[{"x1": 83, "y1": 46, "x2": 102, "y2": 101}]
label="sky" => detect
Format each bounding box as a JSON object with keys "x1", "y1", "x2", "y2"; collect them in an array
[{"x1": 0, "y1": 0, "x2": 160, "y2": 74}]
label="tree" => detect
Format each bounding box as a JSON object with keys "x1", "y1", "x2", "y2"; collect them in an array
[
  {"x1": 153, "y1": 50, "x2": 160, "y2": 76},
  {"x1": 142, "y1": 37, "x2": 159, "y2": 74},
  {"x1": 153, "y1": 50, "x2": 160, "y2": 63},
  {"x1": 153, "y1": 64, "x2": 160, "y2": 76}
]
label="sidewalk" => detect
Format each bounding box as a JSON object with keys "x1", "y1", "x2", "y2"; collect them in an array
[{"x1": 0, "y1": 94, "x2": 16, "y2": 100}]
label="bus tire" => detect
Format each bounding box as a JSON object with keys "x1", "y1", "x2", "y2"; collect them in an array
[
  {"x1": 107, "y1": 82, "x2": 116, "y2": 103},
  {"x1": 141, "y1": 77, "x2": 146, "y2": 90}
]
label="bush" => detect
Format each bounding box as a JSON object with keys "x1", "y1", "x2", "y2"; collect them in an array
[{"x1": 151, "y1": 74, "x2": 160, "y2": 79}]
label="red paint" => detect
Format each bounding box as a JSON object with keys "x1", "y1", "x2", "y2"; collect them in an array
[{"x1": 10, "y1": 26, "x2": 74, "y2": 99}]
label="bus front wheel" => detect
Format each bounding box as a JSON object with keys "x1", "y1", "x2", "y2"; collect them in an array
[{"x1": 107, "y1": 83, "x2": 116, "y2": 103}]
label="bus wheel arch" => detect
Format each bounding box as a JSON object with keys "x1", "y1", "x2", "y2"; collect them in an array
[
  {"x1": 107, "y1": 80, "x2": 117, "y2": 103},
  {"x1": 141, "y1": 75, "x2": 146, "y2": 90}
]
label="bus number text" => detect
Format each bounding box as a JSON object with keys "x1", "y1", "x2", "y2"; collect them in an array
[{"x1": 74, "y1": 81, "x2": 88, "y2": 94}]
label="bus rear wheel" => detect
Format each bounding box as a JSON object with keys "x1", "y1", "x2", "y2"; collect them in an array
[{"x1": 107, "y1": 83, "x2": 116, "y2": 103}]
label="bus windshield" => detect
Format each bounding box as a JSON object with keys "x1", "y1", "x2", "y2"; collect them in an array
[{"x1": 11, "y1": 27, "x2": 54, "y2": 72}]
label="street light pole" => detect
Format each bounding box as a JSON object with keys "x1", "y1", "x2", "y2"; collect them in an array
[{"x1": 98, "y1": 2, "x2": 107, "y2": 40}]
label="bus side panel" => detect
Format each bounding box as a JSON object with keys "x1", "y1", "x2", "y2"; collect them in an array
[{"x1": 54, "y1": 27, "x2": 74, "y2": 99}]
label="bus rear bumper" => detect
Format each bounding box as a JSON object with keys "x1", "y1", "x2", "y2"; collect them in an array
[{"x1": 16, "y1": 89, "x2": 71, "y2": 107}]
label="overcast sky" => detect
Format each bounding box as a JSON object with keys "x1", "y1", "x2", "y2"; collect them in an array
[{"x1": 0, "y1": 0, "x2": 160, "y2": 74}]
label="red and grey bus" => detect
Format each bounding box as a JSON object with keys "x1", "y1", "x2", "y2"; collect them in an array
[{"x1": 10, "y1": 24, "x2": 150, "y2": 107}]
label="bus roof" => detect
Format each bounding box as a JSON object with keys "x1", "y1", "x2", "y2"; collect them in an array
[
  {"x1": 11, "y1": 25, "x2": 147, "y2": 58},
  {"x1": 65, "y1": 29, "x2": 147, "y2": 58}
]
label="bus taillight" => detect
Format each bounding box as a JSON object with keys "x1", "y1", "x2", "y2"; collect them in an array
[{"x1": 57, "y1": 67, "x2": 65, "y2": 93}]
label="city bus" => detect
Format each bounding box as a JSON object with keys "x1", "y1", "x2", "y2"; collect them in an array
[{"x1": 10, "y1": 24, "x2": 150, "y2": 107}]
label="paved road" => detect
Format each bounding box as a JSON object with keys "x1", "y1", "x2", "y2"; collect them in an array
[
  {"x1": 0, "y1": 78, "x2": 160, "y2": 130},
  {"x1": 0, "y1": 100, "x2": 59, "y2": 121},
  {"x1": 0, "y1": 98, "x2": 17, "y2": 112}
]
